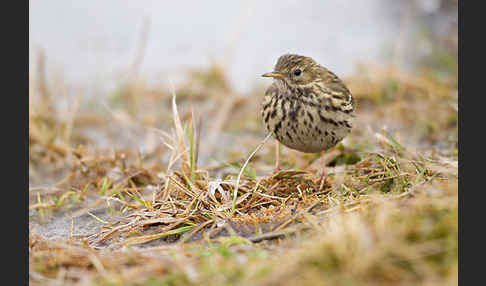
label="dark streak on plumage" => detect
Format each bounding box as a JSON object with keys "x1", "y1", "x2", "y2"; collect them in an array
[
  {"x1": 286, "y1": 131, "x2": 293, "y2": 141},
  {"x1": 307, "y1": 111, "x2": 314, "y2": 122}
]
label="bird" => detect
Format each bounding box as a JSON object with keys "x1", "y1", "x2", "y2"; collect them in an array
[{"x1": 261, "y1": 54, "x2": 354, "y2": 183}]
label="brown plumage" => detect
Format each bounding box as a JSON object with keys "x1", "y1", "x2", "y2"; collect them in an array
[{"x1": 261, "y1": 54, "x2": 355, "y2": 179}]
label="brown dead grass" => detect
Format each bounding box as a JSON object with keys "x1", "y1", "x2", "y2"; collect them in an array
[{"x1": 29, "y1": 60, "x2": 457, "y2": 285}]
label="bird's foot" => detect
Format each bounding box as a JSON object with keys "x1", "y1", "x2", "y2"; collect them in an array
[{"x1": 270, "y1": 167, "x2": 282, "y2": 178}]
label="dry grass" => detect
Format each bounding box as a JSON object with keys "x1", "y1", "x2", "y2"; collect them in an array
[{"x1": 29, "y1": 57, "x2": 457, "y2": 285}]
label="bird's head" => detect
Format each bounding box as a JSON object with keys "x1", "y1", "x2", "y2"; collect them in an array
[{"x1": 262, "y1": 54, "x2": 322, "y2": 87}]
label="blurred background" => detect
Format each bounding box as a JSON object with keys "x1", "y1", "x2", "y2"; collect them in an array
[{"x1": 29, "y1": 0, "x2": 457, "y2": 94}]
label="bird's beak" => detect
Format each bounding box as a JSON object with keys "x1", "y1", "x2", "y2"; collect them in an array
[{"x1": 262, "y1": 72, "x2": 284, "y2": 78}]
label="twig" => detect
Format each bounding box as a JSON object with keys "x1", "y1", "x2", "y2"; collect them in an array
[
  {"x1": 248, "y1": 227, "x2": 301, "y2": 243},
  {"x1": 178, "y1": 219, "x2": 214, "y2": 244}
]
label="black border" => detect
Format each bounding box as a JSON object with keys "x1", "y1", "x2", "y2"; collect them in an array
[
  {"x1": 4, "y1": 0, "x2": 29, "y2": 284},
  {"x1": 459, "y1": 1, "x2": 482, "y2": 285}
]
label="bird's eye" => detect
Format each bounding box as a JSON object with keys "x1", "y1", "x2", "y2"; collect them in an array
[{"x1": 293, "y1": 69, "x2": 302, "y2": 76}]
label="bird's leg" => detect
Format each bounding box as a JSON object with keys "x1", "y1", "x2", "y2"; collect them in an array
[
  {"x1": 320, "y1": 151, "x2": 327, "y2": 178},
  {"x1": 319, "y1": 151, "x2": 327, "y2": 189},
  {"x1": 275, "y1": 140, "x2": 281, "y2": 172}
]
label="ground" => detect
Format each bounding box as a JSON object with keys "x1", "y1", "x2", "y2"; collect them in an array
[{"x1": 29, "y1": 59, "x2": 457, "y2": 285}]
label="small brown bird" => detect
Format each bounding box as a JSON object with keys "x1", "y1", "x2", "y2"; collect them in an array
[{"x1": 261, "y1": 54, "x2": 354, "y2": 180}]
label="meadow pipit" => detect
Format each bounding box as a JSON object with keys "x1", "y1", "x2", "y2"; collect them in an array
[{"x1": 261, "y1": 54, "x2": 355, "y2": 181}]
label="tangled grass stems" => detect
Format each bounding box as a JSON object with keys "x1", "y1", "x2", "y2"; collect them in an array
[{"x1": 231, "y1": 133, "x2": 272, "y2": 215}]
